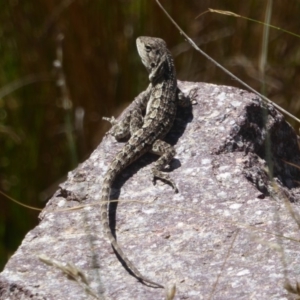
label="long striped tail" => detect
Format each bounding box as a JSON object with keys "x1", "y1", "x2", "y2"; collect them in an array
[{"x1": 100, "y1": 167, "x2": 164, "y2": 288}]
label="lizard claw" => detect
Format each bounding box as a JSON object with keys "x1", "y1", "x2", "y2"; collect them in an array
[
  {"x1": 152, "y1": 177, "x2": 157, "y2": 186},
  {"x1": 151, "y1": 173, "x2": 178, "y2": 193},
  {"x1": 103, "y1": 116, "x2": 118, "y2": 136},
  {"x1": 189, "y1": 88, "x2": 198, "y2": 105},
  {"x1": 102, "y1": 116, "x2": 117, "y2": 126}
]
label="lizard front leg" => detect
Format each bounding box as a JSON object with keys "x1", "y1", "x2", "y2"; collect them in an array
[
  {"x1": 103, "y1": 113, "x2": 131, "y2": 140},
  {"x1": 151, "y1": 139, "x2": 178, "y2": 193},
  {"x1": 103, "y1": 87, "x2": 151, "y2": 140},
  {"x1": 103, "y1": 107, "x2": 144, "y2": 141}
]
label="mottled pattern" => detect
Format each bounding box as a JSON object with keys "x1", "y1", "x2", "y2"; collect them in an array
[{"x1": 101, "y1": 36, "x2": 192, "y2": 288}]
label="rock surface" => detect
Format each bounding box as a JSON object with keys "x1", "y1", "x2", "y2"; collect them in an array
[{"x1": 1, "y1": 81, "x2": 300, "y2": 299}]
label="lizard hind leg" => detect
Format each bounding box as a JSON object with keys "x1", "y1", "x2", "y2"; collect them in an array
[{"x1": 151, "y1": 139, "x2": 178, "y2": 193}]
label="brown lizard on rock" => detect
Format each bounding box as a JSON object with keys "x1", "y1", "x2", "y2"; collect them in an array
[{"x1": 101, "y1": 36, "x2": 193, "y2": 288}]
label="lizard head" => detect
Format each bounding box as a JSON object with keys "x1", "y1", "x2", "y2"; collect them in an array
[{"x1": 136, "y1": 36, "x2": 173, "y2": 83}]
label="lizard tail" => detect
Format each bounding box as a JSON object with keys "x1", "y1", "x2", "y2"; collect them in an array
[{"x1": 100, "y1": 165, "x2": 164, "y2": 289}]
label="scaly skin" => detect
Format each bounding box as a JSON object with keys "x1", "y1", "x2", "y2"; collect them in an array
[{"x1": 101, "y1": 36, "x2": 190, "y2": 288}]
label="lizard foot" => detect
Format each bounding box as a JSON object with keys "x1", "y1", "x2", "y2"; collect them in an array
[
  {"x1": 152, "y1": 170, "x2": 178, "y2": 193},
  {"x1": 102, "y1": 116, "x2": 117, "y2": 126},
  {"x1": 189, "y1": 88, "x2": 198, "y2": 105}
]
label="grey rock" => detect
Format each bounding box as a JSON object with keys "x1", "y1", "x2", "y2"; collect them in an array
[{"x1": 1, "y1": 81, "x2": 300, "y2": 299}]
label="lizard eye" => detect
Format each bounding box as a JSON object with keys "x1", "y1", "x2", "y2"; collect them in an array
[{"x1": 145, "y1": 45, "x2": 152, "y2": 52}]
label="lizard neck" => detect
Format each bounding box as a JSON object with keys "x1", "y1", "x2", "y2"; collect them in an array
[{"x1": 149, "y1": 51, "x2": 176, "y2": 85}]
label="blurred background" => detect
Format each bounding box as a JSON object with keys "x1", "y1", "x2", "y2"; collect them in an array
[{"x1": 1, "y1": 0, "x2": 300, "y2": 270}]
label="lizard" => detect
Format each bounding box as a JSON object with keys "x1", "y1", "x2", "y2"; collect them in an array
[{"x1": 101, "y1": 36, "x2": 193, "y2": 289}]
